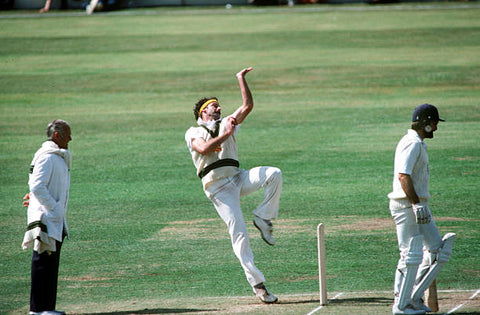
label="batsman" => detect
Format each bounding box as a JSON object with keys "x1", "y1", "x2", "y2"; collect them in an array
[
  {"x1": 185, "y1": 67, "x2": 282, "y2": 303},
  {"x1": 388, "y1": 104, "x2": 456, "y2": 315}
]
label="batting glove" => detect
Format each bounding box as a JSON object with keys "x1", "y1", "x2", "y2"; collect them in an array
[{"x1": 412, "y1": 203, "x2": 431, "y2": 224}]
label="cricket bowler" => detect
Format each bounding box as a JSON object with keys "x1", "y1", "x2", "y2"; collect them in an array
[{"x1": 185, "y1": 67, "x2": 282, "y2": 303}]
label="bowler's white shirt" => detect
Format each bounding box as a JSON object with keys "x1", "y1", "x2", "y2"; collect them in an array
[{"x1": 185, "y1": 116, "x2": 241, "y2": 189}]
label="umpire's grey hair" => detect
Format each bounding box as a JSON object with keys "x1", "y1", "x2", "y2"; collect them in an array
[{"x1": 46, "y1": 119, "x2": 70, "y2": 139}]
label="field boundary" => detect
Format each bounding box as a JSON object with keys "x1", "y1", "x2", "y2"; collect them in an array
[{"x1": 1, "y1": 2, "x2": 480, "y2": 19}]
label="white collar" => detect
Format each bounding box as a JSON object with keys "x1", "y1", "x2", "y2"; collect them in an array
[
  {"x1": 407, "y1": 129, "x2": 427, "y2": 147},
  {"x1": 33, "y1": 140, "x2": 72, "y2": 170},
  {"x1": 197, "y1": 117, "x2": 222, "y2": 131}
]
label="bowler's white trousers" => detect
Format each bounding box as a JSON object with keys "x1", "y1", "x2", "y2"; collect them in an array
[
  {"x1": 205, "y1": 166, "x2": 282, "y2": 287},
  {"x1": 390, "y1": 203, "x2": 443, "y2": 294}
]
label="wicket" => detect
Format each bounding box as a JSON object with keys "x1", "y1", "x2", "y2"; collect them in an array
[{"x1": 317, "y1": 223, "x2": 327, "y2": 306}]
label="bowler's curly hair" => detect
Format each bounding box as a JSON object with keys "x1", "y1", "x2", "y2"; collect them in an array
[{"x1": 194, "y1": 97, "x2": 218, "y2": 121}]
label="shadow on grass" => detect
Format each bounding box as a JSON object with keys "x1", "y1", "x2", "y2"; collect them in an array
[
  {"x1": 329, "y1": 296, "x2": 393, "y2": 305},
  {"x1": 278, "y1": 296, "x2": 393, "y2": 306},
  {"x1": 277, "y1": 298, "x2": 320, "y2": 305},
  {"x1": 79, "y1": 308, "x2": 218, "y2": 314}
]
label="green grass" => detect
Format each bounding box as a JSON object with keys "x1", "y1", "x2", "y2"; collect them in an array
[{"x1": 1, "y1": 3, "x2": 479, "y2": 313}]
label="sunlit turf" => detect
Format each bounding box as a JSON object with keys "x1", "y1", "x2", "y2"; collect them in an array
[{"x1": 1, "y1": 3, "x2": 479, "y2": 313}]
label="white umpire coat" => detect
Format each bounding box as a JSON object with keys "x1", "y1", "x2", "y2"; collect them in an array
[{"x1": 23, "y1": 141, "x2": 71, "y2": 251}]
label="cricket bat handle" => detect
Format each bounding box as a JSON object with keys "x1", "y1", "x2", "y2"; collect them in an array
[{"x1": 425, "y1": 279, "x2": 439, "y2": 312}]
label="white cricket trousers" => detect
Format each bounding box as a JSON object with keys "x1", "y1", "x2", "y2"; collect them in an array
[
  {"x1": 390, "y1": 205, "x2": 443, "y2": 294},
  {"x1": 205, "y1": 166, "x2": 282, "y2": 287}
]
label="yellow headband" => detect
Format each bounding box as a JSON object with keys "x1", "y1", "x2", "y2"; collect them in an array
[{"x1": 198, "y1": 99, "x2": 217, "y2": 116}]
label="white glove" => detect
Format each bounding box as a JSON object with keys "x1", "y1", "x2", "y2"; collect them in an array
[{"x1": 412, "y1": 203, "x2": 431, "y2": 224}]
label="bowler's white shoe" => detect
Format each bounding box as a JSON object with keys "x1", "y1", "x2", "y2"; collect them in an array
[
  {"x1": 253, "y1": 283, "x2": 278, "y2": 304},
  {"x1": 30, "y1": 311, "x2": 66, "y2": 315},
  {"x1": 253, "y1": 217, "x2": 275, "y2": 246},
  {"x1": 392, "y1": 303, "x2": 426, "y2": 315}
]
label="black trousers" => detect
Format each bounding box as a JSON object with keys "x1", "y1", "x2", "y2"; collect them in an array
[{"x1": 30, "y1": 239, "x2": 63, "y2": 312}]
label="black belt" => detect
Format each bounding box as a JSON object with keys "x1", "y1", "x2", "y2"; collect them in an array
[
  {"x1": 198, "y1": 159, "x2": 239, "y2": 179},
  {"x1": 27, "y1": 221, "x2": 48, "y2": 233}
]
